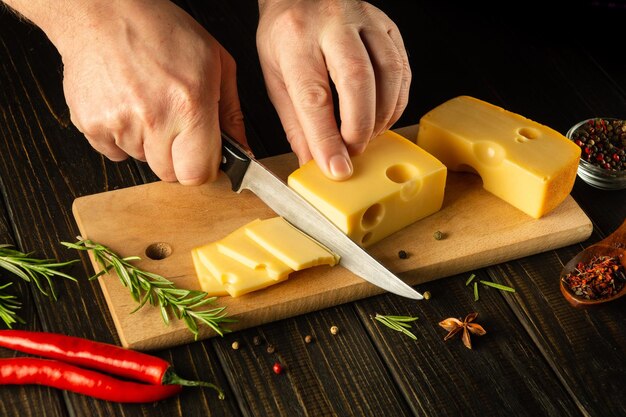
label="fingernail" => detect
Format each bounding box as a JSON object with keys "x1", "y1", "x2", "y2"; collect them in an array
[{"x1": 328, "y1": 155, "x2": 353, "y2": 180}]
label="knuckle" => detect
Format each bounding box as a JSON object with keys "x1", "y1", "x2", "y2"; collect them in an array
[
  {"x1": 295, "y1": 82, "x2": 332, "y2": 110},
  {"x1": 380, "y1": 52, "x2": 404, "y2": 78},
  {"x1": 336, "y1": 58, "x2": 372, "y2": 86},
  {"x1": 273, "y1": 8, "x2": 308, "y2": 36}
]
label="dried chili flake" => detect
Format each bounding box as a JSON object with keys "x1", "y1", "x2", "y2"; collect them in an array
[{"x1": 562, "y1": 255, "x2": 626, "y2": 300}]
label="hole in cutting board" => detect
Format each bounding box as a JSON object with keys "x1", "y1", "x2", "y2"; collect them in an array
[{"x1": 145, "y1": 242, "x2": 172, "y2": 260}]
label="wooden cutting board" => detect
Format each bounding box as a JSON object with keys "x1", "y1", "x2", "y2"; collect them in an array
[{"x1": 72, "y1": 125, "x2": 593, "y2": 351}]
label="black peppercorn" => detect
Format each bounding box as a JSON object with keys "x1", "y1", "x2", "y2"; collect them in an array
[{"x1": 398, "y1": 250, "x2": 408, "y2": 259}]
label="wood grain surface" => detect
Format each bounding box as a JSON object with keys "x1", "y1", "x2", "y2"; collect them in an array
[
  {"x1": 0, "y1": 1, "x2": 624, "y2": 417},
  {"x1": 72, "y1": 125, "x2": 592, "y2": 350}
]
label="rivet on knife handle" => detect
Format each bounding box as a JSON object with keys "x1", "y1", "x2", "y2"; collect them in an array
[{"x1": 220, "y1": 132, "x2": 251, "y2": 192}]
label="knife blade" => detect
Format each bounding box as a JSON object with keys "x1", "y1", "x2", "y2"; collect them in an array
[{"x1": 219, "y1": 132, "x2": 423, "y2": 300}]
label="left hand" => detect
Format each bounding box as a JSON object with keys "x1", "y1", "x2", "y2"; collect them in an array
[{"x1": 256, "y1": 0, "x2": 411, "y2": 180}]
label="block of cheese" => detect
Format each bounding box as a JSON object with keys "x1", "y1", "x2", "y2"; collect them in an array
[
  {"x1": 416, "y1": 96, "x2": 581, "y2": 218},
  {"x1": 216, "y1": 219, "x2": 292, "y2": 280},
  {"x1": 244, "y1": 216, "x2": 339, "y2": 270},
  {"x1": 192, "y1": 217, "x2": 337, "y2": 297},
  {"x1": 287, "y1": 130, "x2": 447, "y2": 247},
  {"x1": 194, "y1": 242, "x2": 291, "y2": 297}
]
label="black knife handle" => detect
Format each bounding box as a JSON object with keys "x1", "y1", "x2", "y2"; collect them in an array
[{"x1": 220, "y1": 132, "x2": 251, "y2": 191}]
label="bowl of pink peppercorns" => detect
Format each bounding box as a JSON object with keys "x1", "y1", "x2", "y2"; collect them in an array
[{"x1": 566, "y1": 117, "x2": 626, "y2": 190}]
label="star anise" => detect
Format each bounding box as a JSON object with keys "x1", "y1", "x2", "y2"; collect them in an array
[{"x1": 438, "y1": 312, "x2": 486, "y2": 349}]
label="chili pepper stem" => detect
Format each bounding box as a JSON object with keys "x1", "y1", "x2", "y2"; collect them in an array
[{"x1": 162, "y1": 368, "x2": 225, "y2": 400}]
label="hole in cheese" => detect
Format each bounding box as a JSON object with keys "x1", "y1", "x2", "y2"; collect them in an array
[
  {"x1": 386, "y1": 163, "x2": 418, "y2": 183},
  {"x1": 361, "y1": 203, "x2": 384, "y2": 230},
  {"x1": 517, "y1": 127, "x2": 539, "y2": 140},
  {"x1": 473, "y1": 141, "x2": 506, "y2": 167},
  {"x1": 145, "y1": 242, "x2": 172, "y2": 260}
]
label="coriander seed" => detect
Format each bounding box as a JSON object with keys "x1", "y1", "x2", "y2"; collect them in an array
[
  {"x1": 266, "y1": 344, "x2": 275, "y2": 354},
  {"x1": 330, "y1": 325, "x2": 339, "y2": 335},
  {"x1": 231, "y1": 341, "x2": 240, "y2": 350},
  {"x1": 423, "y1": 291, "x2": 431, "y2": 300},
  {"x1": 433, "y1": 231, "x2": 444, "y2": 240},
  {"x1": 304, "y1": 335, "x2": 313, "y2": 344}
]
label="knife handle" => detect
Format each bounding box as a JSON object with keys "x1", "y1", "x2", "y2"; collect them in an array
[{"x1": 220, "y1": 132, "x2": 251, "y2": 192}]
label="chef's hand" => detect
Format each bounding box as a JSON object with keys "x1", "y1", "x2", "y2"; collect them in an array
[
  {"x1": 256, "y1": 0, "x2": 411, "y2": 180},
  {"x1": 55, "y1": 0, "x2": 247, "y2": 185}
]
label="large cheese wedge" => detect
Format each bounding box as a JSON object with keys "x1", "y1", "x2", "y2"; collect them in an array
[
  {"x1": 194, "y1": 242, "x2": 291, "y2": 297},
  {"x1": 216, "y1": 219, "x2": 292, "y2": 280},
  {"x1": 416, "y1": 95, "x2": 581, "y2": 218},
  {"x1": 287, "y1": 130, "x2": 447, "y2": 247},
  {"x1": 244, "y1": 217, "x2": 339, "y2": 270}
]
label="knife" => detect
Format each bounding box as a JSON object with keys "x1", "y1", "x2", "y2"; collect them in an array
[{"x1": 219, "y1": 132, "x2": 423, "y2": 300}]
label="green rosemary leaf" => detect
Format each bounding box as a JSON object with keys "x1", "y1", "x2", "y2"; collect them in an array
[
  {"x1": 480, "y1": 280, "x2": 516, "y2": 292},
  {"x1": 62, "y1": 237, "x2": 234, "y2": 338},
  {"x1": 373, "y1": 313, "x2": 418, "y2": 340},
  {"x1": 465, "y1": 273, "x2": 476, "y2": 286},
  {"x1": 474, "y1": 281, "x2": 479, "y2": 301}
]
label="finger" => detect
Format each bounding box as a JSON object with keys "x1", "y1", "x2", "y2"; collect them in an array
[
  {"x1": 381, "y1": 25, "x2": 412, "y2": 132},
  {"x1": 322, "y1": 28, "x2": 376, "y2": 155},
  {"x1": 281, "y1": 47, "x2": 352, "y2": 180},
  {"x1": 171, "y1": 109, "x2": 222, "y2": 185},
  {"x1": 142, "y1": 131, "x2": 177, "y2": 182},
  {"x1": 360, "y1": 27, "x2": 405, "y2": 136},
  {"x1": 218, "y1": 48, "x2": 248, "y2": 149},
  {"x1": 110, "y1": 113, "x2": 147, "y2": 161},
  {"x1": 262, "y1": 70, "x2": 312, "y2": 165},
  {"x1": 83, "y1": 133, "x2": 129, "y2": 161}
]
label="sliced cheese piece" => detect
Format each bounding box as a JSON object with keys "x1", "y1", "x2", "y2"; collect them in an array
[
  {"x1": 216, "y1": 219, "x2": 292, "y2": 280},
  {"x1": 244, "y1": 216, "x2": 339, "y2": 270},
  {"x1": 287, "y1": 130, "x2": 447, "y2": 247},
  {"x1": 191, "y1": 249, "x2": 228, "y2": 297},
  {"x1": 195, "y1": 242, "x2": 289, "y2": 297},
  {"x1": 416, "y1": 95, "x2": 581, "y2": 218}
]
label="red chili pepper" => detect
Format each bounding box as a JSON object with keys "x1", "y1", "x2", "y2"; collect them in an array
[
  {"x1": 0, "y1": 358, "x2": 181, "y2": 403},
  {"x1": 0, "y1": 330, "x2": 224, "y2": 400}
]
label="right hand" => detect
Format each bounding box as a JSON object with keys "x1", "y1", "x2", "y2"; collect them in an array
[{"x1": 56, "y1": 0, "x2": 247, "y2": 185}]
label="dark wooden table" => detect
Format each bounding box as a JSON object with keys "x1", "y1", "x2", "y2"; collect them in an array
[{"x1": 1, "y1": 2, "x2": 625, "y2": 416}]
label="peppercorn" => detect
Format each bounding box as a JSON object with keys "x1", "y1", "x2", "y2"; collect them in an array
[
  {"x1": 330, "y1": 326, "x2": 339, "y2": 335},
  {"x1": 423, "y1": 291, "x2": 431, "y2": 300},
  {"x1": 272, "y1": 362, "x2": 283, "y2": 374},
  {"x1": 398, "y1": 250, "x2": 408, "y2": 259},
  {"x1": 570, "y1": 118, "x2": 626, "y2": 171},
  {"x1": 266, "y1": 344, "x2": 275, "y2": 354},
  {"x1": 304, "y1": 335, "x2": 313, "y2": 344},
  {"x1": 231, "y1": 341, "x2": 240, "y2": 350},
  {"x1": 433, "y1": 231, "x2": 444, "y2": 240}
]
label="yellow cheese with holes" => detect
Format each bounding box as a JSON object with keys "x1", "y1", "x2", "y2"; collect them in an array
[
  {"x1": 287, "y1": 130, "x2": 447, "y2": 247},
  {"x1": 194, "y1": 242, "x2": 290, "y2": 297},
  {"x1": 216, "y1": 219, "x2": 292, "y2": 280},
  {"x1": 416, "y1": 96, "x2": 580, "y2": 218},
  {"x1": 244, "y1": 216, "x2": 339, "y2": 270}
]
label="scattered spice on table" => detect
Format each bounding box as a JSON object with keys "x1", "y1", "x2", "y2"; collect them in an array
[
  {"x1": 465, "y1": 273, "x2": 476, "y2": 286},
  {"x1": 231, "y1": 341, "x2": 240, "y2": 350},
  {"x1": 0, "y1": 329, "x2": 224, "y2": 401},
  {"x1": 423, "y1": 291, "x2": 431, "y2": 300},
  {"x1": 433, "y1": 231, "x2": 445, "y2": 240},
  {"x1": 373, "y1": 314, "x2": 418, "y2": 340},
  {"x1": 398, "y1": 250, "x2": 409, "y2": 259},
  {"x1": 266, "y1": 344, "x2": 276, "y2": 354},
  {"x1": 473, "y1": 281, "x2": 479, "y2": 301},
  {"x1": 570, "y1": 118, "x2": 626, "y2": 171},
  {"x1": 253, "y1": 335, "x2": 262, "y2": 346},
  {"x1": 304, "y1": 335, "x2": 313, "y2": 344},
  {"x1": 330, "y1": 325, "x2": 339, "y2": 335},
  {"x1": 439, "y1": 312, "x2": 486, "y2": 349},
  {"x1": 561, "y1": 255, "x2": 626, "y2": 300}
]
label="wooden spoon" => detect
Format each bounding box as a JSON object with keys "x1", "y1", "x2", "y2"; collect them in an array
[{"x1": 560, "y1": 218, "x2": 626, "y2": 308}]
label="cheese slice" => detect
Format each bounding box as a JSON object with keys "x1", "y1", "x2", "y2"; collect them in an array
[
  {"x1": 216, "y1": 219, "x2": 292, "y2": 280},
  {"x1": 287, "y1": 130, "x2": 447, "y2": 247},
  {"x1": 195, "y1": 242, "x2": 289, "y2": 297},
  {"x1": 244, "y1": 217, "x2": 339, "y2": 270},
  {"x1": 191, "y1": 249, "x2": 228, "y2": 297},
  {"x1": 416, "y1": 95, "x2": 581, "y2": 218}
]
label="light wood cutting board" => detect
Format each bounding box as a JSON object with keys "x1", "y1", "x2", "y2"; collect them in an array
[{"x1": 72, "y1": 125, "x2": 593, "y2": 351}]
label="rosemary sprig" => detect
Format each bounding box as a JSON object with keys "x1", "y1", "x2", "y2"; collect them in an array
[
  {"x1": 0, "y1": 244, "x2": 79, "y2": 328},
  {"x1": 373, "y1": 313, "x2": 419, "y2": 340},
  {"x1": 61, "y1": 238, "x2": 235, "y2": 339}
]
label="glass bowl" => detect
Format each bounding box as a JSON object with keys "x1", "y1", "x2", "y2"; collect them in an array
[{"x1": 566, "y1": 117, "x2": 626, "y2": 190}]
